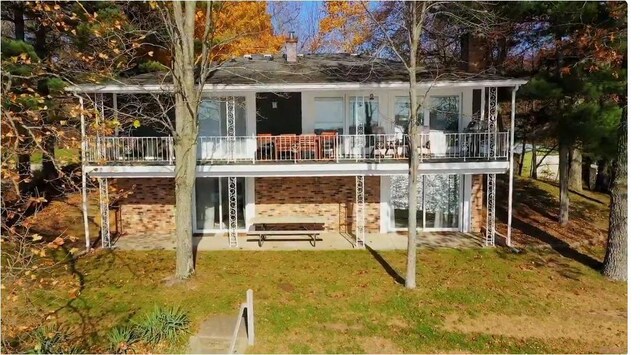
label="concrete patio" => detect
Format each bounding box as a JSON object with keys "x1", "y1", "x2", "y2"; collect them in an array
[{"x1": 110, "y1": 231, "x2": 484, "y2": 251}]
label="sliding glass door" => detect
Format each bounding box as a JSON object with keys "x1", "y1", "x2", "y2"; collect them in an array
[
  {"x1": 198, "y1": 97, "x2": 247, "y2": 160},
  {"x1": 193, "y1": 177, "x2": 246, "y2": 233},
  {"x1": 391, "y1": 174, "x2": 461, "y2": 231}
]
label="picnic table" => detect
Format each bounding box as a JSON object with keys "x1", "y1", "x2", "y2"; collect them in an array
[{"x1": 247, "y1": 216, "x2": 325, "y2": 247}]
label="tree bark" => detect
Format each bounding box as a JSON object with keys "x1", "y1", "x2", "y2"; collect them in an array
[
  {"x1": 41, "y1": 134, "x2": 56, "y2": 181},
  {"x1": 172, "y1": 1, "x2": 198, "y2": 279},
  {"x1": 405, "y1": 0, "x2": 426, "y2": 290},
  {"x1": 569, "y1": 145, "x2": 583, "y2": 192},
  {"x1": 530, "y1": 139, "x2": 537, "y2": 179},
  {"x1": 603, "y1": 103, "x2": 627, "y2": 281},
  {"x1": 518, "y1": 137, "x2": 526, "y2": 176},
  {"x1": 558, "y1": 139, "x2": 570, "y2": 225},
  {"x1": 596, "y1": 159, "x2": 611, "y2": 192},
  {"x1": 14, "y1": 4, "x2": 31, "y2": 191}
]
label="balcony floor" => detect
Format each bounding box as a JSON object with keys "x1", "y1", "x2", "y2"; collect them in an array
[{"x1": 91, "y1": 157, "x2": 508, "y2": 166}]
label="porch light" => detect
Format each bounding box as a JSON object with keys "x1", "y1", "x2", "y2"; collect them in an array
[
  {"x1": 369, "y1": 93, "x2": 374, "y2": 101},
  {"x1": 272, "y1": 101, "x2": 278, "y2": 109}
]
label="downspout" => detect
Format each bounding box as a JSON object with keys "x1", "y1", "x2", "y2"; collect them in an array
[
  {"x1": 507, "y1": 85, "x2": 520, "y2": 247},
  {"x1": 74, "y1": 93, "x2": 91, "y2": 251}
]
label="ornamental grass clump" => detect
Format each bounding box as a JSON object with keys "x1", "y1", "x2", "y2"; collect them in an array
[{"x1": 136, "y1": 306, "x2": 190, "y2": 344}]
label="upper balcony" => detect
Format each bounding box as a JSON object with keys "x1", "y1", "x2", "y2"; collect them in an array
[{"x1": 85, "y1": 131, "x2": 509, "y2": 166}]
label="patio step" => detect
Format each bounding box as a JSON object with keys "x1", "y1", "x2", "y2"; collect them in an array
[{"x1": 188, "y1": 315, "x2": 248, "y2": 354}]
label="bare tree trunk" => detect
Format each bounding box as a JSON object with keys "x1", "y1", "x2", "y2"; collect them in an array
[
  {"x1": 14, "y1": 4, "x2": 31, "y2": 192},
  {"x1": 530, "y1": 139, "x2": 537, "y2": 179},
  {"x1": 596, "y1": 159, "x2": 611, "y2": 192},
  {"x1": 518, "y1": 137, "x2": 526, "y2": 176},
  {"x1": 41, "y1": 135, "x2": 56, "y2": 181},
  {"x1": 172, "y1": 1, "x2": 197, "y2": 279},
  {"x1": 569, "y1": 145, "x2": 582, "y2": 192},
  {"x1": 404, "y1": 0, "x2": 426, "y2": 290},
  {"x1": 558, "y1": 139, "x2": 570, "y2": 225},
  {"x1": 603, "y1": 103, "x2": 627, "y2": 281}
]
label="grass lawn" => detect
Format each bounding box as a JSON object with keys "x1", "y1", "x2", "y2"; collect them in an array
[
  {"x1": 4, "y1": 173, "x2": 624, "y2": 354},
  {"x1": 3, "y1": 248, "x2": 626, "y2": 354},
  {"x1": 30, "y1": 148, "x2": 79, "y2": 165}
]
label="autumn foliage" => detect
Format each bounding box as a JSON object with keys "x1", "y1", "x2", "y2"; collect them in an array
[{"x1": 311, "y1": 1, "x2": 372, "y2": 53}]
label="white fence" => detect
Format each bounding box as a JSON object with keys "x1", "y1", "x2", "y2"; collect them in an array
[{"x1": 85, "y1": 132, "x2": 509, "y2": 164}]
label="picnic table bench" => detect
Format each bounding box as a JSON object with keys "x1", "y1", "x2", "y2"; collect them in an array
[{"x1": 247, "y1": 216, "x2": 325, "y2": 247}]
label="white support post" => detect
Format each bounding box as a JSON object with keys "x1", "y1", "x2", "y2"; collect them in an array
[
  {"x1": 77, "y1": 95, "x2": 91, "y2": 251},
  {"x1": 226, "y1": 97, "x2": 238, "y2": 247},
  {"x1": 354, "y1": 96, "x2": 366, "y2": 247},
  {"x1": 507, "y1": 86, "x2": 519, "y2": 247},
  {"x1": 485, "y1": 86, "x2": 498, "y2": 246},
  {"x1": 113, "y1": 93, "x2": 119, "y2": 136},
  {"x1": 97, "y1": 93, "x2": 105, "y2": 160},
  {"x1": 246, "y1": 289, "x2": 255, "y2": 346},
  {"x1": 98, "y1": 178, "x2": 111, "y2": 248},
  {"x1": 355, "y1": 175, "x2": 366, "y2": 248}
]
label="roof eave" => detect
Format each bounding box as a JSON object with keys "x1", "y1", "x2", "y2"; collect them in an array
[{"x1": 65, "y1": 78, "x2": 529, "y2": 94}]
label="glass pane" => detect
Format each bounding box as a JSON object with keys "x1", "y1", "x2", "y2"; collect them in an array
[
  {"x1": 349, "y1": 97, "x2": 380, "y2": 134},
  {"x1": 198, "y1": 100, "x2": 222, "y2": 136},
  {"x1": 423, "y1": 174, "x2": 459, "y2": 228},
  {"x1": 394, "y1": 97, "x2": 425, "y2": 135},
  {"x1": 220, "y1": 97, "x2": 247, "y2": 136},
  {"x1": 429, "y1": 96, "x2": 459, "y2": 132},
  {"x1": 195, "y1": 178, "x2": 220, "y2": 231},
  {"x1": 314, "y1": 97, "x2": 344, "y2": 133},
  {"x1": 390, "y1": 175, "x2": 425, "y2": 230}
]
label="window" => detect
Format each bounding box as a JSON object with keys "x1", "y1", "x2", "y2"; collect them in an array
[
  {"x1": 391, "y1": 174, "x2": 460, "y2": 230},
  {"x1": 314, "y1": 97, "x2": 344, "y2": 133},
  {"x1": 195, "y1": 177, "x2": 245, "y2": 232},
  {"x1": 349, "y1": 97, "x2": 380, "y2": 134},
  {"x1": 394, "y1": 97, "x2": 425, "y2": 134},
  {"x1": 198, "y1": 97, "x2": 246, "y2": 136},
  {"x1": 429, "y1": 96, "x2": 460, "y2": 132}
]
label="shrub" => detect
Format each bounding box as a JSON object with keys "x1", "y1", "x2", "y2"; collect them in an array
[
  {"x1": 28, "y1": 325, "x2": 82, "y2": 354},
  {"x1": 108, "y1": 325, "x2": 138, "y2": 354},
  {"x1": 138, "y1": 60, "x2": 168, "y2": 73},
  {"x1": 136, "y1": 306, "x2": 189, "y2": 344}
]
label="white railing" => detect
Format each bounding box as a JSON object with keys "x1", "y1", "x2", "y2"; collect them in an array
[
  {"x1": 85, "y1": 132, "x2": 509, "y2": 164},
  {"x1": 86, "y1": 136, "x2": 174, "y2": 164}
]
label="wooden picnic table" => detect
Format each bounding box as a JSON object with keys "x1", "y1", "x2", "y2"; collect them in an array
[{"x1": 248, "y1": 216, "x2": 325, "y2": 247}]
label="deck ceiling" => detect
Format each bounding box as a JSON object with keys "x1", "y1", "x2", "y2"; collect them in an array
[{"x1": 85, "y1": 161, "x2": 509, "y2": 178}]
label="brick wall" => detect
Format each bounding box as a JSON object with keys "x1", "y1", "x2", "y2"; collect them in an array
[
  {"x1": 254, "y1": 176, "x2": 381, "y2": 233},
  {"x1": 114, "y1": 178, "x2": 175, "y2": 237},
  {"x1": 470, "y1": 174, "x2": 484, "y2": 233}
]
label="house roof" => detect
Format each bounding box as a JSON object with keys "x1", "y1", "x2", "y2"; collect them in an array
[{"x1": 67, "y1": 53, "x2": 528, "y2": 93}]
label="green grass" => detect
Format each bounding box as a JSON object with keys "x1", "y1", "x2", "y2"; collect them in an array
[
  {"x1": 3, "y1": 248, "x2": 627, "y2": 353},
  {"x1": 6, "y1": 161, "x2": 622, "y2": 353},
  {"x1": 30, "y1": 148, "x2": 79, "y2": 164},
  {"x1": 518, "y1": 148, "x2": 556, "y2": 178}
]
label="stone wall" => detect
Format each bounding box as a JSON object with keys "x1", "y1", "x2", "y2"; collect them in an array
[
  {"x1": 114, "y1": 178, "x2": 175, "y2": 237},
  {"x1": 254, "y1": 176, "x2": 381, "y2": 233}
]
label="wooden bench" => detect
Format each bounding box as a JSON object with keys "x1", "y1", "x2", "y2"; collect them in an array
[{"x1": 247, "y1": 216, "x2": 325, "y2": 247}]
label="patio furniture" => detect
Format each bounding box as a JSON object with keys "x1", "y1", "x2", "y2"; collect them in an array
[
  {"x1": 319, "y1": 131, "x2": 338, "y2": 160},
  {"x1": 247, "y1": 216, "x2": 325, "y2": 247},
  {"x1": 257, "y1": 133, "x2": 273, "y2": 160},
  {"x1": 297, "y1": 134, "x2": 319, "y2": 160},
  {"x1": 275, "y1": 134, "x2": 298, "y2": 160}
]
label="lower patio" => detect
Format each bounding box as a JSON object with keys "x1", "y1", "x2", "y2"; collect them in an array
[{"x1": 110, "y1": 231, "x2": 484, "y2": 251}]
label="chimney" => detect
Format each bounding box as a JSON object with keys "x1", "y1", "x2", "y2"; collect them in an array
[
  {"x1": 460, "y1": 32, "x2": 487, "y2": 73},
  {"x1": 285, "y1": 31, "x2": 298, "y2": 63}
]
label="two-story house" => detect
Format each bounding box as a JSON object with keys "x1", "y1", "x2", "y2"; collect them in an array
[{"x1": 69, "y1": 36, "x2": 526, "y2": 250}]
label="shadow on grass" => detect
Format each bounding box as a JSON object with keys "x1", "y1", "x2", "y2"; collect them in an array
[
  {"x1": 495, "y1": 176, "x2": 602, "y2": 272},
  {"x1": 504, "y1": 210, "x2": 600, "y2": 269},
  {"x1": 365, "y1": 245, "x2": 405, "y2": 285}
]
